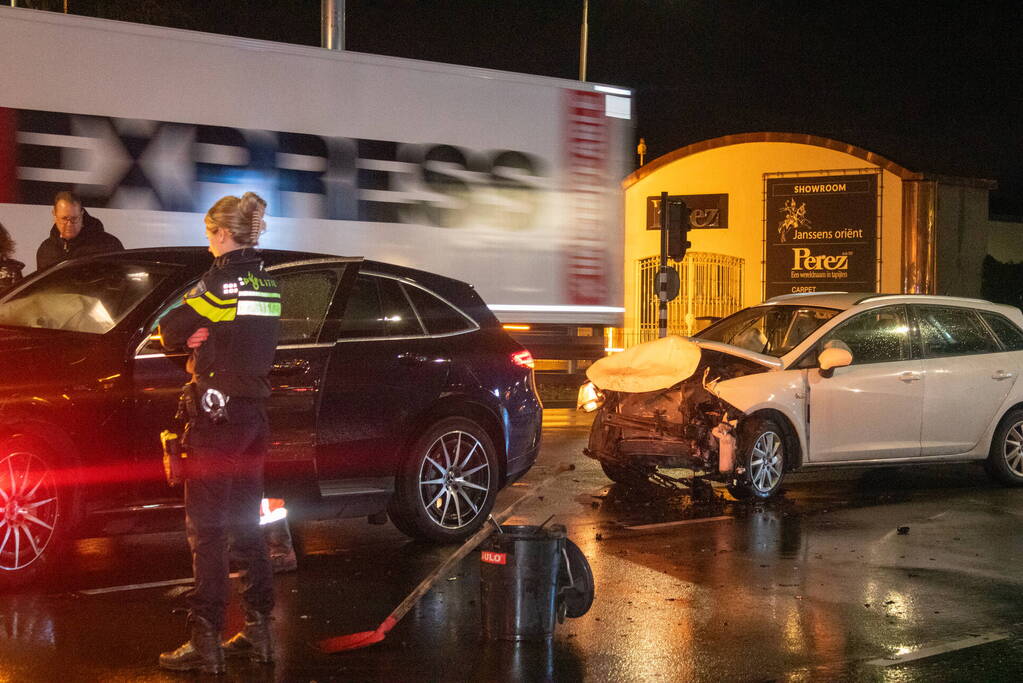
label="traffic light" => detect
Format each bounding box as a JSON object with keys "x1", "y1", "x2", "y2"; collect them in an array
[{"x1": 666, "y1": 199, "x2": 691, "y2": 261}]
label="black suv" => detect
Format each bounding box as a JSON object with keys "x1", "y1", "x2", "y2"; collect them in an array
[{"x1": 0, "y1": 248, "x2": 542, "y2": 587}]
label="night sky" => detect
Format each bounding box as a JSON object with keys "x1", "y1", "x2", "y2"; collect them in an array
[{"x1": 52, "y1": 1, "x2": 1023, "y2": 216}]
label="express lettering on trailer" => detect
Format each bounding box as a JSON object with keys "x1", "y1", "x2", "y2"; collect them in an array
[{"x1": 2, "y1": 106, "x2": 547, "y2": 231}]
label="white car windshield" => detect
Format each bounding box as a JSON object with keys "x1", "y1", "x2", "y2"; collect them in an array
[
  {"x1": 0, "y1": 260, "x2": 175, "y2": 334},
  {"x1": 696, "y1": 305, "x2": 840, "y2": 357}
]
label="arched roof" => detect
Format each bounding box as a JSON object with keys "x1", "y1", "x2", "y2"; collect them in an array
[{"x1": 623, "y1": 132, "x2": 923, "y2": 189}]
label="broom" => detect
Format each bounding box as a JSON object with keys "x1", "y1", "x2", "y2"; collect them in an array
[{"x1": 317, "y1": 463, "x2": 574, "y2": 652}]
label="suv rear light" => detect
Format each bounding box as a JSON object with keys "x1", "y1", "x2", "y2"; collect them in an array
[{"x1": 511, "y1": 350, "x2": 535, "y2": 369}]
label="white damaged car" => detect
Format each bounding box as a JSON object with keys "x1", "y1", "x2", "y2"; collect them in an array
[{"x1": 579, "y1": 292, "x2": 1023, "y2": 499}]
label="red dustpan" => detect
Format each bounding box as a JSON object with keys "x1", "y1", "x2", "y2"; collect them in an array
[
  {"x1": 316, "y1": 463, "x2": 572, "y2": 653},
  {"x1": 318, "y1": 616, "x2": 397, "y2": 652}
]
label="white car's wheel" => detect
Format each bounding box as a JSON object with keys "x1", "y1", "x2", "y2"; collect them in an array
[
  {"x1": 729, "y1": 418, "x2": 786, "y2": 500},
  {"x1": 986, "y1": 408, "x2": 1023, "y2": 487}
]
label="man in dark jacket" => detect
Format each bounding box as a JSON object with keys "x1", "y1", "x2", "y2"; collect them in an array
[{"x1": 36, "y1": 190, "x2": 123, "y2": 271}]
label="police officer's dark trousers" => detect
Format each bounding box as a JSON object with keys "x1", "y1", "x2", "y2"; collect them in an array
[{"x1": 185, "y1": 399, "x2": 274, "y2": 630}]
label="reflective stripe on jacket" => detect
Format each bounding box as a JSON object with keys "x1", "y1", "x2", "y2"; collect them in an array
[{"x1": 159, "y1": 248, "x2": 281, "y2": 398}]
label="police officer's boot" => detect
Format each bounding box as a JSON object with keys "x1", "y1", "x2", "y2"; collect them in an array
[
  {"x1": 221, "y1": 611, "x2": 274, "y2": 663},
  {"x1": 159, "y1": 614, "x2": 226, "y2": 674}
]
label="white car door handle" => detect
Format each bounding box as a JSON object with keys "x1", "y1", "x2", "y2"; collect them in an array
[
  {"x1": 992, "y1": 370, "x2": 1016, "y2": 381},
  {"x1": 899, "y1": 372, "x2": 921, "y2": 382}
]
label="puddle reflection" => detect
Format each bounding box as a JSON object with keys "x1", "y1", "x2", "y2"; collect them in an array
[{"x1": 472, "y1": 638, "x2": 584, "y2": 682}]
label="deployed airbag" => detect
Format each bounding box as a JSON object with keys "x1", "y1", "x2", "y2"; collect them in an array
[{"x1": 586, "y1": 335, "x2": 701, "y2": 393}]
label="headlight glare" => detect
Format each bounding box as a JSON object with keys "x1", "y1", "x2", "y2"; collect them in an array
[{"x1": 576, "y1": 381, "x2": 603, "y2": 412}]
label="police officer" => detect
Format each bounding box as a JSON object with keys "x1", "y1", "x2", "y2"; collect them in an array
[{"x1": 158, "y1": 192, "x2": 281, "y2": 673}]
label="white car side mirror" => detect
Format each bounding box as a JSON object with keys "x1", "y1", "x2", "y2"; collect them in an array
[{"x1": 818, "y1": 346, "x2": 852, "y2": 378}]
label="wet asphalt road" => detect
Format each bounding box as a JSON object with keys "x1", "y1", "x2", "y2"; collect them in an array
[{"x1": 3, "y1": 409, "x2": 1023, "y2": 681}]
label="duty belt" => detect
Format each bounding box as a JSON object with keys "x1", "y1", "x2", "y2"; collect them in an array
[
  {"x1": 175, "y1": 383, "x2": 230, "y2": 425},
  {"x1": 200, "y1": 387, "x2": 230, "y2": 424}
]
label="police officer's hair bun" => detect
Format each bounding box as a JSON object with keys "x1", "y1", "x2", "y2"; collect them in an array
[
  {"x1": 240, "y1": 192, "x2": 267, "y2": 245},
  {"x1": 206, "y1": 192, "x2": 268, "y2": 247}
]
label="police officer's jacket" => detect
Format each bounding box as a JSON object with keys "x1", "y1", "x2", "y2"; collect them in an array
[{"x1": 159, "y1": 248, "x2": 281, "y2": 399}]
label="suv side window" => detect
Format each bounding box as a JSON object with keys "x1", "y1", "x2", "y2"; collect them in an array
[
  {"x1": 139, "y1": 267, "x2": 340, "y2": 353},
  {"x1": 337, "y1": 274, "x2": 383, "y2": 338},
  {"x1": 337, "y1": 274, "x2": 426, "y2": 339},
  {"x1": 402, "y1": 283, "x2": 475, "y2": 335},
  {"x1": 980, "y1": 312, "x2": 1023, "y2": 351},
  {"x1": 378, "y1": 277, "x2": 425, "y2": 337},
  {"x1": 276, "y1": 269, "x2": 339, "y2": 345},
  {"x1": 914, "y1": 305, "x2": 1000, "y2": 357},
  {"x1": 818, "y1": 305, "x2": 910, "y2": 365}
]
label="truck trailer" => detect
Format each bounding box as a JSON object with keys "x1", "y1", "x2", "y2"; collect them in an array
[{"x1": 0, "y1": 7, "x2": 632, "y2": 392}]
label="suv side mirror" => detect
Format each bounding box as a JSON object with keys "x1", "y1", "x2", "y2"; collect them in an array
[{"x1": 818, "y1": 346, "x2": 852, "y2": 378}]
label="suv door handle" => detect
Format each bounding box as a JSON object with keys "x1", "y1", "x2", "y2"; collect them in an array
[
  {"x1": 271, "y1": 358, "x2": 310, "y2": 376},
  {"x1": 398, "y1": 352, "x2": 429, "y2": 365},
  {"x1": 898, "y1": 372, "x2": 921, "y2": 382},
  {"x1": 992, "y1": 370, "x2": 1015, "y2": 381}
]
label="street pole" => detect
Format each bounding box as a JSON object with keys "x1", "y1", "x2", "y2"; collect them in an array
[
  {"x1": 658, "y1": 191, "x2": 668, "y2": 338},
  {"x1": 322, "y1": 0, "x2": 344, "y2": 51},
  {"x1": 578, "y1": 0, "x2": 588, "y2": 81}
]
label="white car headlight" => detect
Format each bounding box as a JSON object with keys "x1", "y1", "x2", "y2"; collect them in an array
[{"x1": 577, "y1": 381, "x2": 604, "y2": 412}]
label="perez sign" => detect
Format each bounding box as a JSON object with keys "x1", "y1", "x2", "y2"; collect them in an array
[
  {"x1": 763, "y1": 172, "x2": 878, "y2": 298},
  {"x1": 646, "y1": 193, "x2": 729, "y2": 231}
]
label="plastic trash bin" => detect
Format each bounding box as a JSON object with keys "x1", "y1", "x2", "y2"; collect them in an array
[{"x1": 480, "y1": 524, "x2": 565, "y2": 641}]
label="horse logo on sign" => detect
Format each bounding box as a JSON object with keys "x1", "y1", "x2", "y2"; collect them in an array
[{"x1": 778, "y1": 198, "x2": 811, "y2": 243}]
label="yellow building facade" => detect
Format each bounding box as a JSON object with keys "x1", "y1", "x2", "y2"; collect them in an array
[{"x1": 620, "y1": 133, "x2": 999, "y2": 346}]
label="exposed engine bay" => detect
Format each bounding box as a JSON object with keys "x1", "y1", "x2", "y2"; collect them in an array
[{"x1": 580, "y1": 336, "x2": 769, "y2": 491}]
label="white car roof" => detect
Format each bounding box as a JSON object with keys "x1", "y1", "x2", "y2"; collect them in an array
[
  {"x1": 761, "y1": 292, "x2": 874, "y2": 310},
  {"x1": 762, "y1": 291, "x2": 1019, "y2": 318}
]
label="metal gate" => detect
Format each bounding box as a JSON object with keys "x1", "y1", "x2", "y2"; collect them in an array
[{"x1": 631, "y1": 252, "x2": 744, "y2": 346}]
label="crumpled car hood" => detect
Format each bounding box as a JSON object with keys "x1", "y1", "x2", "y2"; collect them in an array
[
  {"x1": 583, "y1": 336, "x2": 776, "y2": 476},
  {"x1": 689, "y1": 339, "x2": 782, "y2": 371}
]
